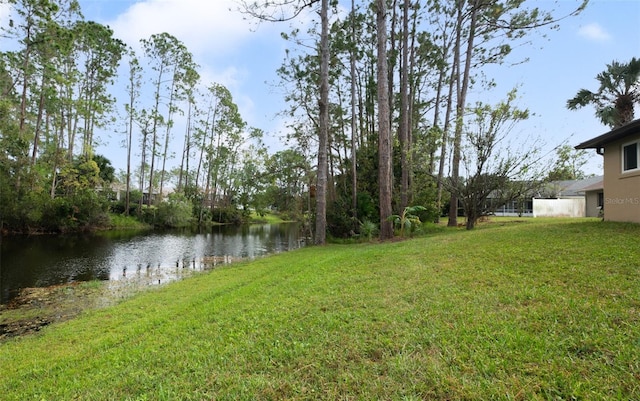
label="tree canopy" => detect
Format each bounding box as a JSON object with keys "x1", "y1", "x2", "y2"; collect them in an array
[{"x1": 0, "y1": 0, "x2": 589, "y2": 234}]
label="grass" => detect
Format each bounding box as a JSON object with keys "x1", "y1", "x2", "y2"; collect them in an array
[
  {"x1": 248, "y1": 211, "x2": 292, "y2": 224},
  {"x1": 1, "y1": 218, "x2": 639, "y2": 400},
  {"x1": 108, "y1": 213, "x2": 152, "y2": 230}
]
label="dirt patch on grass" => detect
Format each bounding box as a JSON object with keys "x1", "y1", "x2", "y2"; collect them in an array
[
  {"x1": 0, "y1": 254, "x2": 245, "y2": 343},
  {"x1": 0, "y1": 282, "x2": 105, "y2": 342},
  {"x1": 0, "y1": 316, "x2": 52, "y2": 339},
  {"x1": 0, "y1": 259, "x2": 239, "y2": 342}
]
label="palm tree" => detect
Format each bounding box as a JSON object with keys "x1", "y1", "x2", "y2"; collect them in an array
[{"x1": 567, "y1": 57, "x2": 640, "y2": 128}]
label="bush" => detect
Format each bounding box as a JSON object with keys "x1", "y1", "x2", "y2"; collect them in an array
[
  {"x1": 416, "y1": 201, "x2": 441, "y2": 225},
  {"x1": 327, "y1": 197, "x2": 358, "y2": 238},
  {"x1": 156, "y1": 193, "x2": 193, "y2": 228},
  {"x1": 356, "y1": 192, "x2": 378, "y2": 223},
  {"x1": 36, "y1": 190, "x2": 110, "y2": 232},
  {"x1": 359, "y1": 219, "x2": 379, "y2": 241},
  {"x1": 211, "y1": 207, "x2": 243, "y2": 224},
  {"x1": 110, "y1": 190, "x2": 143, "y2": 215}
]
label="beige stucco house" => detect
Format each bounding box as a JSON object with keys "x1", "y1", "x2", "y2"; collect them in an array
[
  {"x1": 576, "y1": 119, "x2": 640, "y2": 223},
  {"x1": 578, "y1": 178, "x2": 604, "y2": 218}
]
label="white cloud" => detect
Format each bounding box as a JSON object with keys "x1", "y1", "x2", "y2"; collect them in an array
[
  {"x1": 107, "y1": 0, "x2": 271, "y2": 57},
  {"x1": 577, "y1": 22, "x2": 612, "y2": 42},
  {"x1": 104, "y1": 0, "x2": 287, "y2": 131},
  {"x1": 0, "y1": 2, "x2": 11, "y2": 26}
]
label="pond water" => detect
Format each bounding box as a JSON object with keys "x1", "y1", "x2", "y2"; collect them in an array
[{"x1": 0, "y1": 223, "x2": 303, "y2": 304}]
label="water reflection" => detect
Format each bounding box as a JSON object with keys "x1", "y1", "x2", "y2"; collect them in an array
[{"x1": 0, "y1": 223, "x2": 302, "y2": 304}]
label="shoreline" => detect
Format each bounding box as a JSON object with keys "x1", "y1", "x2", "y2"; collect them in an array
[{"x1": 0, "y1": 255, "x2": 244, "y2": 342}]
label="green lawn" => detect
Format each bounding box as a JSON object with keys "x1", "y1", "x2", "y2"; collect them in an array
[
  {"x1": 108, "y1": 213, "x2": 152, "y2": 230},
  {"x1": 1, "y1": 218, "x2": 639, "y2": 400},
  {"x1": 248, "y1": 211, "x2": 293, "y2": 224}
]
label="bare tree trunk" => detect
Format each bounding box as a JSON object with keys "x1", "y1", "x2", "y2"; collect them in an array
[
  {"x1": 407, "y1": 1, "x2": 419, "y2": 201},
  {"x1": 314, "y1": 0, "x2": 329, "y2": 245},
  {"x1": 210, "y1": 128, "x2": 223, "y2": 216},
  {"x1": 178, "y1": 102, "x2": 192, "y2": 191},
  {"x1": 139, "y1": 119, "x2": 149, "y2": 214},
  {"x1": 125, "y1": 108, "x2": 134, "y2": 215},
  {"x1": 377, "y1": 0, "x2": 394, "y2": 240},
  {"x1": 387, "y1": 0, "x2": 398, "y2": 130},
  {"x1": 31, "y1": 79, "x2": 46, "y2": 167},
  {"x1": 398, "y1": 0, "x2": 410, "y2": 210},
  {"x1": 50, "y1": 114, "x2": 64, "y2": 199},
  {"x1": 436, "y1": 17, "x2": 457, "y2": 224},
  {"x1": 350, "y1": 0, "x2": 358, "y2": 227},
  {"x1": 125, "y1": 57, "x2": 139, "y2": 216},
  {"x1": 147, "y1": 63, "x2": 164, "y2": 208},
  {"x1": 18, "y1": 25, "x2": 32, "y2": 136},
  {"x1": 448, "y1": 0, "x2": 479, "y2": 226},
  {"x1": 159, "y1": 79, "x2": 177, "y2": 201}
]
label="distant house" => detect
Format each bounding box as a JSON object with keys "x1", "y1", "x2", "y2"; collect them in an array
[
  {"x1": 106, "y1": 183, "x2": 172, "y2": 205},
  {"x1": 578, "y1": 178, "x2": 604, "y2": 218},
  {"x1": 576, "y1": 119, "x2": 640, "y2": 223},
  {"x1": 535, "y1": 176, "x2": 603, "y2": 218},
  {"x1": 491, "y1": 197, "x2": 533, "y2": 217},
  {"x1": 489, "y1": 176, "x2": 603, "y2": 218}
]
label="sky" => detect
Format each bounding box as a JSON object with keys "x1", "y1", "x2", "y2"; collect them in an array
[{"x1": 3, "y1": 0, "x2": 640, "y2": 177}]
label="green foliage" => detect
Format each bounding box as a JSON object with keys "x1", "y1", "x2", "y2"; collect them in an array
[
  {"x1": 39, "y1": 189, "x2": 110, "y2": 232},
  {"x1": 450, "y1": 90, "x2": 544, "y2": 230},
  {"x1": 111, "y1": 190, "x2": 142, "y2": 215},
  {"x1": 18, "y1": 191, "x2": 48, "y2": 229},
  {"x1": 108, "y1": 213, "x2": 150, "y2": 230},
  {"x1": 411, "y1": 176, "x2": 443, "y2": 223},
  {"x1": 388, "y1": 205, "x2": 427, "y2": 237},
  {"x1": 263, "y1": 149, "x2": 311, "y2": 216},
  {"x1": 355, "y1": 191, "x2": 377, "y2": 224},
  {"x1": 92, "y1": 154, "x2": 116, "y2": 184},
  {"x1": 248, "y1": 211, "x2": 287, "y2": 224},
  {"x1": 567, "y1": 57, "x2": 640, "y2": 127},
  {"x1": 277, "y1": 210, "x2": 303, "y2": 223},
  {"x1": 156, "y1": 192, "x2": 193, "y2": 228},
  {"x1": 137, "y1": 206, "x2": 158, "y2": 225},
  {"x1": 57, "y1": 157, "x2": 101, "y2": 196},
  {"x1": 326, "y1": 196, "x2": 358, "y2": 238},
  {"x1": 546, "y1": 144, "x2": 589, "y2": 181},
  {"x1": 358, "y1": 219, "x2": 378, "y2": 241},
  {"x1": 211, "y1": 207, "x2": 243, "y2": 225}
]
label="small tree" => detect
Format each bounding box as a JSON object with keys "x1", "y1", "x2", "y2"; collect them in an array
[
  {"x1": 443, "y1": 90, "x2": 546, "y2": 229},
  {"x1": 546, "y1": 144, "x2": 590, "y2": 181},
  {"x1": 388, "y1": 205, "x2": 427, "y2": 237},
  {"x1": 156, "y1": 192, "x2": 192, "y2": 228}
]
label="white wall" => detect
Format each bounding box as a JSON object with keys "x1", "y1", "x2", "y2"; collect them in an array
[{"x1": 532, "y1": 198, "x2": 586, "y2": 218}]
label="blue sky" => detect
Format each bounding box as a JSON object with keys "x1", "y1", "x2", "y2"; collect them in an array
[
  {"x1": 479, "y1": 0, "x2": 640, "y2": 175},
  {"x1": 3, "y1": 0, "x2": 640, "y2": 176}
]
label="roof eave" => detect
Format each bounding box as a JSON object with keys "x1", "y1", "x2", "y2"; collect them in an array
[{"x1": 575, "y1": 119, "x2": 640, "y2": 150}]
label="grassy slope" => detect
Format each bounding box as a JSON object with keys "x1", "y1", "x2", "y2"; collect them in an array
[
  {"x1": 0, "y1": 218, "x2": 639, "y2": 400},
  {"x1": 248, "y1": 211, "x2": 291, "y2": 224}
]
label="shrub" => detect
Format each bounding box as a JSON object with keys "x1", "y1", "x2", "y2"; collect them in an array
[
  {"x1": 359, "y1": 219, "x2": 379, "y2": 241},
  {"x1": 156, "y1": 193, "x2": 193, "y2": 228},
  {"x1": 388, "y1": 205, "x2": 428, "y2": 237},
  {"x1": 212, "y1": 207, "x2": 243, "y2": 224}
]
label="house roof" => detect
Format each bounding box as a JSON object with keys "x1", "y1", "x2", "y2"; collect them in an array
[
  {"x1": 575, "y1": 118, "x2": 640, "y2": 150},
  {"x1": 577, "y1": 177, "x2": 604, "y2": 193},
  {"x1": 563, "y1": 176, "x2": 603, "y2": 195},
  {"x1": 540, "y1": 175, "x2": 603, "y2": 198}
]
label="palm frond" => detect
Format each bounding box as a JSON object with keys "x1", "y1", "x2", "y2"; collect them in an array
[{"x1": 566, "y1": 88, "x2": 595, "y2": 109}]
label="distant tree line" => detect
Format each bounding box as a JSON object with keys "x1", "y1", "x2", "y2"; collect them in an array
[{"x1": 2, "y1": 0, "x2": 598, "y2": 235}]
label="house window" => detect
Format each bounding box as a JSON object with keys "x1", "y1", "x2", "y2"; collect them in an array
[{"x1": 623, "y1": 141, "x2": 639, "y2": 172}]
